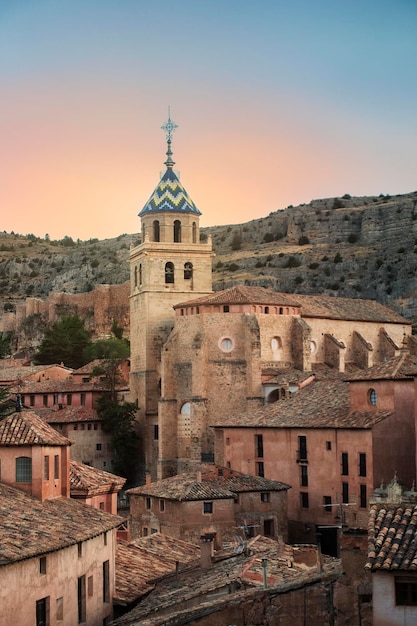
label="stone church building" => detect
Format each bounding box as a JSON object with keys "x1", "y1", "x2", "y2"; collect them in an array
[{"x1": 129, "y1": 117, "x2": 411, "y2": 481}]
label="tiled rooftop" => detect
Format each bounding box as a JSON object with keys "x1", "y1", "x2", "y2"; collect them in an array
[
  {"x1": 39, "y1": 406, "x2": 99, "y2": 424},
  {"x1": 366, "y1": 503, "x2": 417, "y2": 571},
  {"x1": 0, "y1": 482, "x2": 122, "y2": 565},
  {"x1": 115, "y1": 534, "x2": 201, "y2": 604},
  {"x1": 139, "y1": 167, "x2": 201, "y2": 216},
  {"x1": 0, "y1": 410, "x2": 71, "y2": 446},
  {"x1": 127, "y1": 465, "x2": 290, "y2": 500},
  {"x1": 213, "y1": 378, "x2": 392, "y2": 430},
  {"x1": 0, "y1": 364, "x2": 66, "y2": 383},
  {"x1": 70, "y1": 460, "x2": 125, "y2": 493},
  {"x1": 174, "y1": 285, "x2": 409, "y2": 324},
  {"x1": 345, "y1": 352, "x2": 417, "y2": 382}
]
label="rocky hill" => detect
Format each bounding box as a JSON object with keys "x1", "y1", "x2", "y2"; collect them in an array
[{"x1": 1, "y1": 191, "x2": 417, "y2": 326}]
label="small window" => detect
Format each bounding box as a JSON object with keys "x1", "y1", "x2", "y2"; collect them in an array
[
  {"x1": 53, "y1": 393, "x2": 59, "y2": 405},
  {"x1": 66, "y1": 393, "x2": 72, "y2": 406},
  {"x1": 36, "y1": 597, "x2": 50, "y2": 626},
  {"x1": 103, "y1": 532, "x2": 107, "y2": 546},
  {"x1": 359, "y1": 453, "x2": 367, "y2": 477},
  {"x1": 203, "y1": 501, "x2": 213, "y2": 514},
  {"x1": 192, "y1": 221, "x2": 197, "y2": 243},
  {"x1": 78, "y1": 542, "x2": 82, "y2": 558},
  {"x1": 93, "y1": 423, "x2": 98, "y2": 430},
  {"x1": 341, "y1": 452, "x2": 349, "y2": 475},
  {"x1": 16, "y1": 456, "x2": 32, "y2": 483},
  {"x1": 43, "y1": 394, "x2": 48, "y2": 407},
  {"x1": 40, "y1": 556, "x2": 47, "y2": 575},
  {"x1": 173, "y1": 220, "x2": 181, "y2": 242},
  {"x1": 256, "y1": 461, "x2": 265, "y2": 477},
  {"x1": 159, "y1": 499, "x2": 165, "y2": 512},
  {"x1": 96, "y1": 443, "x2": 102, "y2": 451},
  {"x1": 88, "y1": 575, "x2": 94, "y2": 597},
  {"x1": 78, "y1": 576, "x2": 86, "y2": 624},
  {"x1": 223, "y1": 305, "x2": 230, "y2": 313},
  {"x1": 326, "y1": 441, "x2": 332, "y2": 451},
  {"x1": 146, "y1": 497, "x2": 151, "y2": 510},
  {"x1": 56, "y1": 597, "x2": 63, "y2": 622},
  {"x1": 54, "y1": 455, "x2": 59, "y2": 480},
  {"x1": 87, "y1": 424, "x2": 92, "y2": 430},
  {"x1": 44, "y1": 456, "x2": 49, "y2": 480},
  {"x1": 80, "y1": 393, "x2": 86, "y2": 406},
  {"x1": 342, "y1": 482, "x2": 349, "y2": 504},
  {"x1": 154, "y1": 424, "x2": 159, "y2": 440},
  {"x1": 30, "y1": 394, "x2": 35, "y2": 407},
  {"x1": 301, "y1": 492, "x2": 309, "y2": 508},
  {"x1": 219, "y1": 337, "x2": 234, "y2": 353},
  {"x1": 134, "y1": 265, "x2": 138, "y2": 287},
  {"x1": 261, "y1": 492, "x2": 270, "y2": 503},
  {"x1": 153, "y1": 220, "x2": 160, "y2": 242},
  {"x1": 143, "y1": 527, "x2": 148, "y2": 536},
  {"x1": 395, "y1": 578, "x2": 417, "y2": 606},
  {"x1": 226, "y1": 437, "x2": 230, "y2": 445},
  {"x1": 184, "y1": 262, "x2": 193, "y2": 280},
  {"x1": 300, "y1": 465, "x2": 308, "y2": 487},
  {"x1": 369, "y1": 388, "x2": 377, "y2": 406},
  {"x1": 103, "y1": 560, "x2": 110, "y2": 603},
  {"x1": 323, "y1": 496, "x2": 332, "y2": 513},
  {"x1": 165, "y1": 262, "x2": 175, "y2": 284},
  {"x1": 298, "y1": 435, "x2": 307, "y2": 461},
  {"x1": 99, "y1": 502, "x2": 105, "y2": 510},
  {"x1": 360, "y1": 484, "x2": 367, "y2": 508},
  {"x1": 73, "y1": 425, "x2": 78, "y2": 430},
  {"x1": 255, "y1": 434, "x2": 264, "y2": 458}
]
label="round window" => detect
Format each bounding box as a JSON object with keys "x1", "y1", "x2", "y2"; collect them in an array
[
  {"x1": 369, "y1": 388, "x2": 377, "y2": 406},
  {"x1": 219, "y1": 337, "x2": 234, "y2": 353},
  {"x1": 310, "y1": 341, "x2": 317, "y2": 354}
]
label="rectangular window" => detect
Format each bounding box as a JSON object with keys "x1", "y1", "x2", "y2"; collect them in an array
[
  {"x1": 96, "y1": 443, "x2": 102, "y2": 451},
  {"x1": 223, "y1": 305, "x2": 230, "y2": 313},
  {"x1": 326, "y1": 441, "x2": 332, "y2": 450},
  {"x1": 260, "y1": 492, "x2": 270, "y2": 503},
  {"x1": 159, "y1": 499, "x2": 165, "y2": 512},
  {"x1": 300, "y1": 492, "x2": 309, "y2": 508},
  {"x1": 43, "y1": 456, "x2": 49, "y2": 480},
  {"x1": 30, "y1": 394, "x2": 35, "y2": 407},
  {"x1": 298, "y1": 435, "x2": 307, "y2": 461},
  {"x1": 36, "y1": 596, "x2": 50, "y2": 626},
  {"x1": 395, "y1": 578, "x2": 417, "y2": 606},
  {"x1": 87, "y1": 424, "x2": 92, "y2": 430},
  {"x1": 360, "y1": 484, "x2": 367, "y2": 508},
  {"x1": 43, "y1": 394, "x2": 48, "y2": 407},
  {"x1": 359, "y1": 453, "x2": 367, "y2": 477},
  {"x1": 53, "y1": 393, "x2": 59, "y2": 405},
  {"x1": 66, "y1": 393, "x2": 72, "y2": 406},
  {"x1": 300, "y1": 465, "x2": 308, "y2": 487},
  {"x1": 54, "y1": 455, "x2": 59, "y2": 480},
  {"x1": 323, "y1": 496, "x2": 332, "y2": 513},
  {"x1": 88, "y1": 576, "x2": 93, "y2": 597},
  {"x1": 16, "y1": 457, "x2": 32, "y2": 482},
  {"x1": 103, "y1": 561, "x2": 110, "y2": 603},
  {"x1": 40, "y1": 556, "x2": 47, "y2": 575},
  {"x1": 154, "y1": 424, "x2": 159, "y2": 440},
  {"x1": 203, "y1": 501, "x2": 213, "y2": 514},
  {"x1": 78, "y1": 542, "x2": 82, "y2": 558},
  {"x1": 255, "y1": 434, "x2": 264, "y2": 458},
  {"x1": 342, "y1": 482, "x2": 349, "y2": 504},
  {"x1": 56, "y1": 597, "x2": 63, "y2": 622},
  {"x1": 146, "y1": 497, "x2": 151, "y2": 510},
  {"x1": 80, "y1": 393, "x2": 86, "y2": 406},
  {"x1": 341, "y1": 452, "x2": 349, "y2": 475},
  {"x1": 143, "y1": 527, "x2": 148, "y2": 536},
  {"x1": 256, "y1": 461, "x2": 265, "y2": 477},
  {"x1": 103, "y1": 532, "x2": 107, "y2": 546},
  {"x1": 93, "y1": 423, "x2": 98, "y2": 430},
  {"x1": 78, "y1": 576, "x2": 86, "y2": 624}
]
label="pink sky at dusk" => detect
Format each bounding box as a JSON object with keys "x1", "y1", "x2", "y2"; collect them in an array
[{"x1": 1, "y1": 1, "x2": 416, "y2": 241}]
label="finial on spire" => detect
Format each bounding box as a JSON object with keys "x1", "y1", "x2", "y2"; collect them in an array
[{"x1": 161, "y1": 107, "x2": 178, "y2": 169}]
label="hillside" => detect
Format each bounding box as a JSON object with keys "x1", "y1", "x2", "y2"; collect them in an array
[{"x1": 1, "y1": 191, "x2": 417, "y2": 324}]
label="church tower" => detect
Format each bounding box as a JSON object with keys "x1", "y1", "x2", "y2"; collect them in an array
[{"x1": 129, "y1": 114, "x2": 214, "y2": 478}]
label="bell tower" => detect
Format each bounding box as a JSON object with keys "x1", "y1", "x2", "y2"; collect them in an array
[{"x1": 129, "y1": 114, "x2": 214, "y2": 477}]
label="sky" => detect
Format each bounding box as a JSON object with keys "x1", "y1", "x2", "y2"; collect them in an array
[{"x1": 1, "y1": 0, "x2": 416, "y2": 241}]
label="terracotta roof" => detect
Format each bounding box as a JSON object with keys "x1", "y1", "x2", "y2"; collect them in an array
[
  {"x1": 127, "y1": 466, "x2": 290, "y2": 500},
  {"x1": 0, "y1": 482, "x2": 122, "y2": 565},
  {"x1": 345, "y1": 352, "x2": 417, "y2": 382},
  {"x1": 213, "y1": 379, "x2": 392, "y2": 430},
  {"x1": 70, "y1": 460, "x2": 125, "y2": 493},
  {"x1": 0, "y1": 410, "x2": 71, "y2": 446},
  {"x1": 174, "y1": 285, "x2": 410, "y2": 324},
  {"x1": 39, "y1": 406, "x2": 99, "y2": 424},
  {"x1": 174, "y1": 285, "x2": 300, "y2": 309},
  {"x1": 15, "y1": 379, "x2": 116, "y2": 393},
  {"x1": 73, "y1": 359, "x2": 104, "y2": 374},
  {"x1": 0, "y1": 365, "x2": 64, "y2": 383},
  {"x1": 115, "y1": 534, "x2": 201, "y2": 604},
  {"x1": 366, "y1": 503, "x2": 417, "y2": 570}
]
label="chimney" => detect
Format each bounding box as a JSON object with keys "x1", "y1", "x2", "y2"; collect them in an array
[
  {"x1": 200, "y1": 535, "x2": 213, "y2": 569},
  {"x1": 146, "y1": 473, "x2": 152, "y2": 487},
  {"x1": 197, "y1": 471, "x2": 202, "y2": 483}
]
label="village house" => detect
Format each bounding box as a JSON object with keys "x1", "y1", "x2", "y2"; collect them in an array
[
  {"x1": 365, "y1": 476, "x2": 417, "y2": 626},
  {"x1": 0, "y1": 408, "x2": 123, "y2": 626},
  {"x1": 126, "y1": 464, "x2": 290, "y2": 548},
  {"x1": 213, "y1": 352, "x2": 417, "y2": 552},
  {"x1": 0, "y1": 362, "x2": 73, "y2": 387}
]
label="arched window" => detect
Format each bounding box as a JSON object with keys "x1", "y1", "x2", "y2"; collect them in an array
[
  {"x1": 139, "y1": 264, "x2": 142, "y2": 285},
  {"x1": 16, "y1": 456, "x2": 32, "y2": 482},
  {"x1": 192, "y1": 222, "x2": 197, "y2": 243},
  {"x1": 184, "y1": 262, "x2": 193, "y2": 280},
  {"x1": 153, "y1": 220, "x2": 160, "y2": 242},
  {"x1": 174, "y1": 220, "x2": 181, "y2": 243},
  {"x1": 134, "y1": 266, "x2": 138, "y2": 287},
  {"x1": 165, "y1": 262, "x2": 175, "y2": 284}
]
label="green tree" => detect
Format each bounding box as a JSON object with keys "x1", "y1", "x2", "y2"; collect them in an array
[
  {"x1": 96, "y1": 397, "x2": 139, "y2": 485},
  {"x1": 0, "y1": 388, "x2": 13, "y2": 420},
  {"x1": 0, "y1": 333, "x2": 11, "y2": 359},
  {"x1": 34, "y1": 315, "x2": 91, "y2": 369}
]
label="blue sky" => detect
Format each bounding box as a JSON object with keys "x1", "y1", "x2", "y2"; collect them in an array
[{"x1": 1, "y1": 0, "x2": 416, "y2": 239}]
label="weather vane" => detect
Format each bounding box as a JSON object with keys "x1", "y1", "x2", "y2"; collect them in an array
[{"x1": 161, "y1": 107, "x2": 178, "y2": 142}]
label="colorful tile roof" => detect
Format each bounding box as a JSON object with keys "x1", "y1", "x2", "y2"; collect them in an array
[
  {"x1": 213, "y1": 379, "x2": 392, "y2": 430},
  {"x1": 139, "y1": 167, "x2": 201, "y2": 217},
  {"x1": 366, "y1": 503, "x2": 417, "y2": 570},
  {"x1": 0, "y1": 410, "x2": 71, "y2": 446},
  {"x1": 0, "y1": 482, "x2": 122, "y2": 565},
  {"x1": 70, "y1": 460, "x2": 125, "y2": 493},
  {"x1": 127, "y1": 466, "x2": 290, "y2": 500}
]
